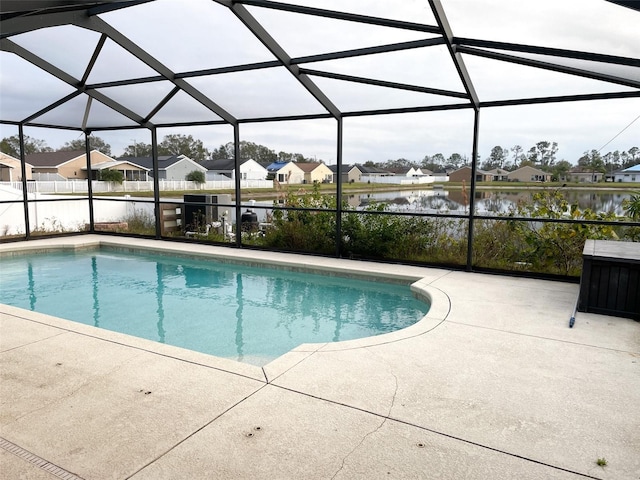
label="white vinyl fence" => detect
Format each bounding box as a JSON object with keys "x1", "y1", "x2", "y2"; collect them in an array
[
  {"x1": 1, "y1": 179, "x2": 273, "y2": 194},
  {"x1": 360, "y1": 175, "x2": 449, "y2": 184}
]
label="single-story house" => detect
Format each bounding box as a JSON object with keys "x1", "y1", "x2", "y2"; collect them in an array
[
  {"x1": 329, "y1": 164, "x2": 362, "y2": 184},
  {"x1": 613, "y1": 164, "x2": 640, "y2": 183},
  {"x1": 265, "y1": 161, "x2": 305, "y2": 184},
  {"x1": 0, "y1": 152, "x2": 33, "y2": 181},
  {"x1": 296, "y1": 162, "x2": 333, "y2": 184},
  {"x1": 448, "y1": 165, "x2": 492, "y2": 183},
  {"x1": 386, "y1": 167, "x2": 425, "y2": 177},
  {"x1": 120, "y1": 155, "x2": 206, "y2": 181},
  {"x1": 484, "y1": 168, "x2": 510, "y2": 181},
  {"x1": 200, "y1": 158, "x2": 268, "y2": 181},
  {"x1": 88, "y1": 160, "x2": 149, "y2": 181},
  {"x1": 507, "y1": 166, "x2": 551, "y2": 182},
  {"x1": 564, "y1": 167, "x2": 604, "y2": 183},
  {"x1": 358, "y1": 164, "x2": 393, "y2": 181},
  {"x1": 25, "y1": 150, "x2": 115, "y2": 180}
]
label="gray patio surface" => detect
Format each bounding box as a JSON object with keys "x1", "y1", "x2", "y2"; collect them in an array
[{"x1": 1, "y1": 236, "x2": 638, "y2": 479}]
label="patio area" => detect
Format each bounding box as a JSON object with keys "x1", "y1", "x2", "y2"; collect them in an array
[{"x1": 1, "y1": 236, "x2": 638, "y2": 479}]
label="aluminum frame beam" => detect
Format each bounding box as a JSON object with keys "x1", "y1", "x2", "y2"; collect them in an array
[{"x1": 230, "y1": 3, "x2": 342, "y2": 120}]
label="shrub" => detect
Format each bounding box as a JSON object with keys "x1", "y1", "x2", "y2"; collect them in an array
[
  {"x1": 99, "y1": 169, "x2": 124, "y2": 184},
  {"x1": 186, "y1": 170, "x2": 205, "y2": 183}
]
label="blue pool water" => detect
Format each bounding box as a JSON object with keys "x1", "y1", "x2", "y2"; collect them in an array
[{"x1": 0, "y1": 249, "x2": 429, "y2": 366}]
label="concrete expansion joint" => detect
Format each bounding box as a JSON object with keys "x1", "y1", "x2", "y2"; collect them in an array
[
  {"x1": 446, "y1": 319, "x2": 640, "y2": 354},
  {"x1": 0, "y1": 436, "x2": 84, "y2": 480},
  {"x1": 273, "y1": 384, "x2": 606, "y2": 480},
  {"x1": 318, "y1": 348, "x2": 402, "y2": 480}
]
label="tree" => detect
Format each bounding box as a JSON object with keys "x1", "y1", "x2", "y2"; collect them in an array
[
  {"x1": 527, "y1": 141, "x2": 558, "y2": 169},
  {"x1": 98, "y1": 169, "x2": 123, "y2": 184},
  {"x1": 186, "y1": 170, "x2": 205, "y2": 183},
  {"x1": 621, "y1": 146, "x2": 639, "y2": 168},
  {"x1": 446, "y1": 153, "x2": 467, "y2": 170},
  {"x1": 511, "y1": 145, "x2": 526, "y2": 167},
  {"x1": 578, "y1": 149, "x2": 605, "y2": 180},
  {"x1": 122, "y1": 141, "x2": 152, "y2": 157},
  {"x1": 482, "y1": 146, "x2": 509, "y2": 171},
  {"x1": 0, "y1": 135, "x2": 52, "y2": 157},
  {"x1": 602, "y1": 150, "x2": 621, "y2": 172},
  {"x1": 59, "y1": 136, "x2": 111, "y2": 156},
  {"x1": 159, "y1": 134, "x2": 209, "y2": 161},
  {"x1": 209, "y1": 141, "x2": 277, "y2": 163},
  {"x1": 551, "y1": 160, "x2": 572, "y2": 181},
  {"x1": 383, "y1": 158, "x2": 415, "y2": 170}
]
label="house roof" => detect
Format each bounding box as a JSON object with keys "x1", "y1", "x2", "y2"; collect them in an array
[
  {"x1": 118, "y1": 155, "x2": 187, "y2": 170},
  {"x1": 83, "y1": 160, "x2": 149, "y2": 171},
  {"x1": 295, "y1": 162, "x2": 328, "y2": 173},
  {"x1": 386, "y1": 167, "x2": 413, "y2": 175},
  {"x1": 508, "y1": 165, "x2": 549, "y2": 175},
  {"x1": 621, "y1": 164, "x2": 640, "y2": 173},
  {"x1": 328, "y1": 164, "x2": 359, "y2": 173},
  {"x1": 25, "y1": 150, "x2": 85, "y2": 167},
  {"x1": 266, "y1": 161, "x2": 294, "y2": 172},
  {"x1": 356, "y1": 164, "x2": 390, "y2": 174},
  {"x1": 200, "y1": 158, "x2": 257, "y2": 171}
]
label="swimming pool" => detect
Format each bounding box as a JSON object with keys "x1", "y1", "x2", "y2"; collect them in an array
[{"x1": 0, "y1": 246, "x2": 429, "y2": 366}]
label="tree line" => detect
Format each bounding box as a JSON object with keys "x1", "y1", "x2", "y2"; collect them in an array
[
  {"x1": 0, "y1": 134, "x2": 319, "y2": 165},
  {"x1": 2, "y1": 134, "x2": 638, "y2": 177},
  {"x1": 377, "y1": 141, "x2": 639, "y2": 179}
]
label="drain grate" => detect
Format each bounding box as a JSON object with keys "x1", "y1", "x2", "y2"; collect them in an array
[{"x1": 0, "y1": 437, "x2": 84, "y2": 480}]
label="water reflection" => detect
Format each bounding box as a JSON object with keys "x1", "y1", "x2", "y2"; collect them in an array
[
  {"x1": 156, "y1": 262, "x2": 166, "y2": 343},
  {"x1": 27, "y1": 262, "x2": 36, "y2": 310},
  {"x1": 92, "y1": 256, "x2": 100, "y2": 327},
  {"x1": 235, "y1": 273, "x2": 244, "y2": 360},
  {"x1": 0, "y1": 251, "x2": 427, "y2": 366},
  {"x1": 347, "y1": 188, "x2": 634, "y2": 216}
]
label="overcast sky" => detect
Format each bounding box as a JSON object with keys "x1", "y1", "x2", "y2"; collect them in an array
[{"x1": 0, "y1": 0, "x2": 638, "y2": 164}]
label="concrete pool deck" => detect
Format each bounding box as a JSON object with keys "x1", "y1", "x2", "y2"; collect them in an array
[{"x1": 1, "y1": 236, "x2": 639, "y2": 479}]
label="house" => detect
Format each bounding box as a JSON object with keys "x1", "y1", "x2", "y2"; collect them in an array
[
  {"x1": 507, "y1": 165, "x2": 551, "y2": 182},
  {"x1": 484, "y1": 168, "x2": 510, "y2": 181},
  {"x1": 265, "y1": 161, "x2": 305, "y2": 184},
  {"x1": 448, "y1": 165, "x2": 491, "y2": 183},
  {"x1": 121, "y1": 155, "x2": 206, "y2": 181},
  {"x1": 89, "y1": 160, "x2": 149, "y2": 181},
  {"x1": 386, "y1": 166, "x2": 424, "y2": 177},
  {"x1": 295, "y1": 162, "x2": 333, "y2": 184},
  {"x1": 25, "y1": 150, "x2": 115, "y2": 180},
  {"x1": 329, "y1": 164, "x2": 362, "y2": 184},
  {"x1": 613, "y1": 164, "x2": 640, "y2": 183},
  {"x1": 358, "y1": 164, "x2": 393, "y2": 181},
  {"x1": 200, "y1": 158, "x2": 268, "y2": 181},
  {"x1": 0, "y1": 152, "x2": 32, "y2": 181},
  {"x1": 565, "y1": 167, "x2": 603, "y2": 183}
]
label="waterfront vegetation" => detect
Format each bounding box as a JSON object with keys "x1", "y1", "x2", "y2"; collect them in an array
[
  {"x1": 8, "y1": 182, "x2": 639, "y2": 278},
  {"x1": 246, "y1": 185, "x2": 637, "y2": 277}
]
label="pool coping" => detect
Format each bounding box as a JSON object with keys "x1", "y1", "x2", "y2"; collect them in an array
[{"x1": 0, "y1": 235, "x2": 452, "y2": 383}]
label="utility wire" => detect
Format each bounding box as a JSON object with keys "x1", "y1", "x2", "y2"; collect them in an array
[{"x1": 597, "y1": 112, "x2": 640, "y2": 152}]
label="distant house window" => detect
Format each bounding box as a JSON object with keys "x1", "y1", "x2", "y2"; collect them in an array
[
  {"x1": 278, "y1": 173, "x2": 285, "y2": 182},
  {"x1": 242, "y1": 172, "x2": 247, "y2": 180}
]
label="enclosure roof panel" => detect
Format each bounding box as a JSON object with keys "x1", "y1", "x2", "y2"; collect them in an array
[{"x1": 0, "y1": 0, "x2": 638, "y2": 132}]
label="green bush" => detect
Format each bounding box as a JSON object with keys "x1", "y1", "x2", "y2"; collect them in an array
[
  {"x1": 99, "y1": 169, "x2": 124, "y2": 183},
  {"x1": 262, "y1": 184, "x2": 337, "y2": 254},
  {"x1": 186, "y1": 170, "x2": 206, "y2": 183}
]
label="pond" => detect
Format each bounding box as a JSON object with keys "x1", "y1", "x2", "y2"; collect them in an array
[{"x1": 347, "y1": 188, "x2": 636, "y2": 216}]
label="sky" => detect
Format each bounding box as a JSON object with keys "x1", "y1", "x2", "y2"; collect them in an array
[{"x1": 0, "y1": 0, "x2": 638, "y2": 165}]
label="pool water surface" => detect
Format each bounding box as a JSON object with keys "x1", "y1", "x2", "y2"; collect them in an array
[{"x1": 0, "y1": 249, "x2": 429, "y2": 366}]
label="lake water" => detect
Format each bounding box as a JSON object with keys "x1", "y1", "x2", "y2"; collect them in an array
[{"x1": 345, "y1": 188, "x2": 636, "y2": 216}]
